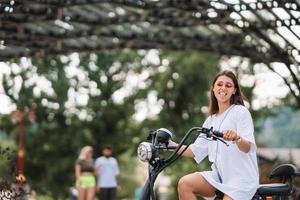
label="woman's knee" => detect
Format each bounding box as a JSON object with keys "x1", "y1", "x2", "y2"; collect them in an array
[
  {"x1": 178, "y1": 176, "x2": 190, "y2": 192},
  {"x1": 178, "y1": 172, "x2": 216, "y2": 197},
  {"x1": 223, "y1": 194, "x2": 233, "y2": 200},
  {"x1": 180, "y1": 173, "x2": 203, "y2": 193}
]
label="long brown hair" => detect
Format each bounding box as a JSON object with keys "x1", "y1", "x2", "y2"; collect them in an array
[{"x1": 208, "y1": 70, "x2": 244, "y2": 115}]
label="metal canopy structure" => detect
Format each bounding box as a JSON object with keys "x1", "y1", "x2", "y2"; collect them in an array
[{"x1": 1, "y1": 0, "x2": 300, "y2": 104}]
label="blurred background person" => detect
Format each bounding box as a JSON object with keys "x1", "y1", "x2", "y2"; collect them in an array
[
  {"x1": 95, "y1": 145, "x2": 120, "y2": 200},
  {"x1": 75, "y1": 146, "x2": 96, "y2": 200}
]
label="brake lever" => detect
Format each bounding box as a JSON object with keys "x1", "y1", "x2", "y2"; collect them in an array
[{"x1": 213, "y1": 136, "x2": 229, "y2": 146}]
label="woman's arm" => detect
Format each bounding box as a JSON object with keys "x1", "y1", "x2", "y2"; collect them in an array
[
  {"x1": 75, "y1": 164, "x2": 81, "y2": 180},
  {"x1": 169, "y1": 140, "x2": 203, "y2": 158},
  {"x1": 169, "y1": 143, "x2": 195, "y2": 158},
  {"x1": 179, "y1": 146, "x2": 195, "y2": 158},
  {"x1": 235, "y1": 136, "x2": 251, "y2": 153},
  {"x1": 222, "y1": 130, "x2": 250, "y2": 153}
]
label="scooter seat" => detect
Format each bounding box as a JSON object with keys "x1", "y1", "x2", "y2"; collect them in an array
[{"x1": 256, "y1": 183, "x2": 291, "y2": 196}]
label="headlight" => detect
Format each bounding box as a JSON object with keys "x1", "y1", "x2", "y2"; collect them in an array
[{"x1": 137, "y1": 142, "x2": 154, "y2": 162}]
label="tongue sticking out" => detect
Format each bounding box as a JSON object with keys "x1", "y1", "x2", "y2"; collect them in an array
[{"x1": 219, "y1": 92, "x2": 227, "y2": 97}]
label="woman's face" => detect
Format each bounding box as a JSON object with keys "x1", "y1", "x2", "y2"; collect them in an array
[
  {"x1": 86, "y1": 149, "x2": 93, "y2": 159},
  {"x1": 213, "y1": 75, "x2": 236, "y2": 104}
]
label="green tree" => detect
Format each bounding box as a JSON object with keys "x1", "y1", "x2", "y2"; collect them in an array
[{"x1": 0, "y1": 51, "x2": 147, "y2": 198}]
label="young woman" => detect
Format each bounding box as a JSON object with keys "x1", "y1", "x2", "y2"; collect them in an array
[
  {"x1": 75, "y1": 146, "x2": 96, "y2": 200},
  {"x1": 171, "y1": 70, "x2": 259, "y2": 200}
]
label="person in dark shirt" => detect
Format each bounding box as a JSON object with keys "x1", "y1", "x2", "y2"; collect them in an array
[{"x1": 75, "y1": 146, "x2": 96, "y2": 200}]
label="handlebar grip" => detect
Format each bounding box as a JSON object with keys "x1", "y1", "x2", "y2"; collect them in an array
[
  {"x1": 213, "y1": 130, "x2": 223, "y2": 138},
  {"x1": 167, "y1": 146, "x2": 177, "y2": 150}
]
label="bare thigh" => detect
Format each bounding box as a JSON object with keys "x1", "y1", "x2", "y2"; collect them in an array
[
  {"x1": 86, "y1": 187, "x2": 95, "y2": 200},
  {"x1": 178, "y1": 172, "x2": 217, "y2": 197},
  {"x1": 223, "y1": 194, "x2": 233, "y2": 200},
  {"x1": 77, "y1": 188, "x2": 86, "y2": 200}
]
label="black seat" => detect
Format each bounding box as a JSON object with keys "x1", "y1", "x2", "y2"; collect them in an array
[
  {"x1": 256, "y1": 183, "x2": 291, "y2": 196},
  {"x1": 269, "y1": 164, "x2": 297, "y2": 179}
]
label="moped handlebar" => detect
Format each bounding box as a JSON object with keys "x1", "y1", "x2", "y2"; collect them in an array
[
  {"x1": 198, "y1": 126, "x2": 223, "y2": 136},
  {"x1": 137, "y1": 127, "x2": 226, "y2": 164},
  {"x1": 211, "y1": 130, "x2": 223, "y2": 138},
  {"x1": 164, "y1": 127, "x2": 226, "y2": 164}
]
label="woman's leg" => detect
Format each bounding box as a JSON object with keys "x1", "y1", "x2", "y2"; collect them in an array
[
  {"x1": 178, "y1": 172, "x2": 216, "y2": 200},
  {"x1": 223, "y1": 195, "x2": 233, "y2": 200},
  {"x1": 86, "y1": 187, "x2": 95, "y2": 200},
  {"x1": 77, "y1": 188, "x2": 86, "y2": 200}
]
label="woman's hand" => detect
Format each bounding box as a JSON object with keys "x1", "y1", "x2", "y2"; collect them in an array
[
  {"x1": 222, "y1": 129, "x2": 239, "y2": 141},
  {"x1": 222, "y1": 129, "x2": 251, "y2": 153},
  {"x1": 167, "y1": 140, "x2": 178, "y2": 148}
]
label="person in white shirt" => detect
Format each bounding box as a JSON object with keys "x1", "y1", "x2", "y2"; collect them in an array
[
  {"x1": 169, "y1": 70, "x2": 259, "y2": 200},
  {"x1": 95, "y1": 145, "x2": 120, "y2": 200}
]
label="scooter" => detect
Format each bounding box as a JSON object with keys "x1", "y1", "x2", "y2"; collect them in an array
[{"x1": 137, "y1": 127, "x2": 300, "y2": 200}]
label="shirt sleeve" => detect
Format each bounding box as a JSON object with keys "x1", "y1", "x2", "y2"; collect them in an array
[
  {"x1": 236, "y1": 107, "x2": 257, "y2": 152},
  {"x1": 94, "y1": 158, "x2": 99, "y2": 168},
  {"x1": 114, "y1": 159, "x2": 120, "y2": 176},
  {"x1": 189, "y1": 137, "x2": 209, "y2": 163},
  {"x1": 94, "y1": 158, "x2": 102, "y2": 174},
  {"x1": 189, "y1": 117, "x2": 211, "y2": 163}
]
